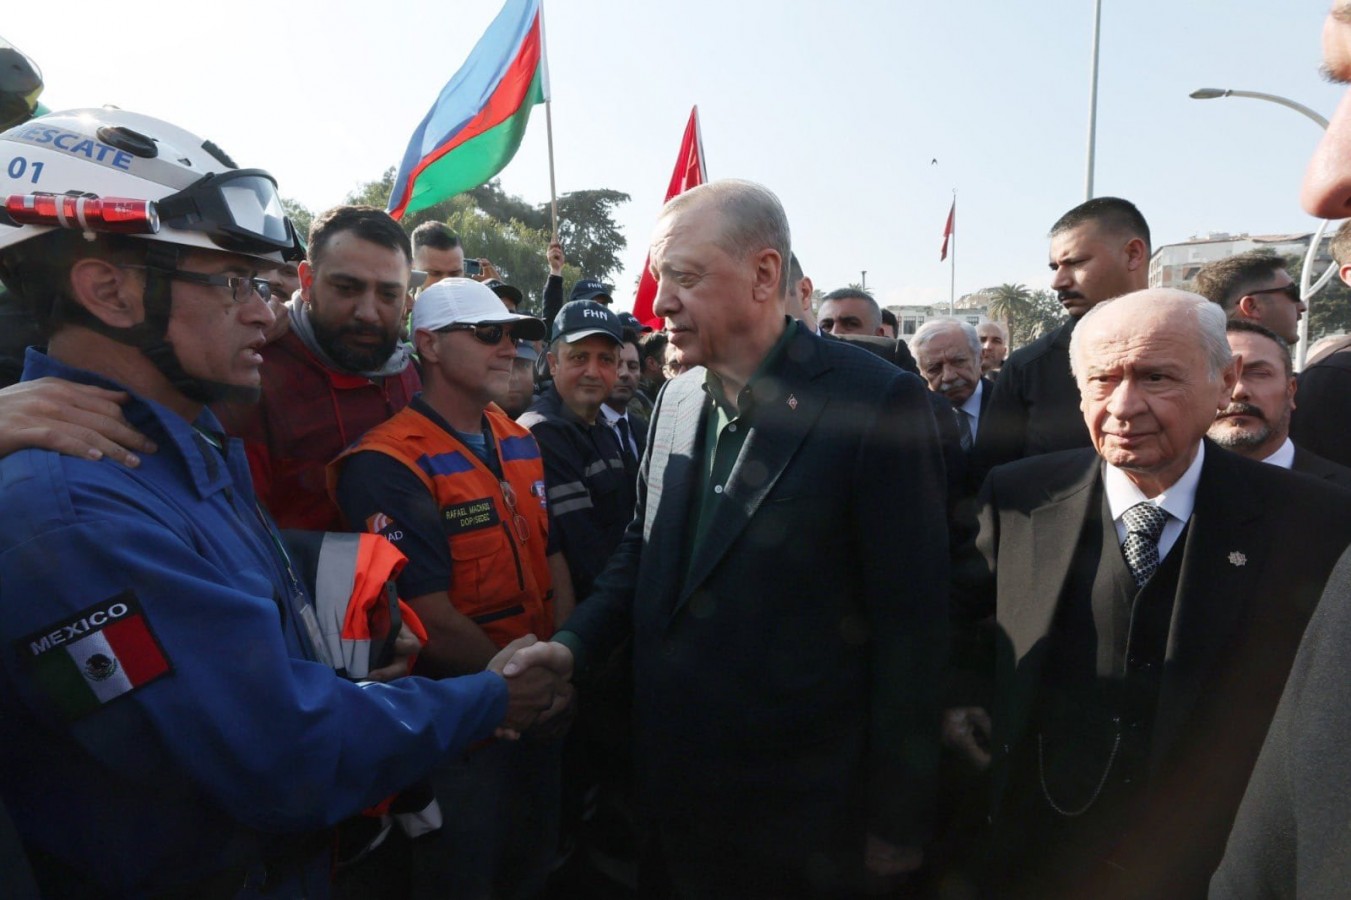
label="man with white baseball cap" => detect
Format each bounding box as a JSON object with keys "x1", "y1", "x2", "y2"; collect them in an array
[{"x1": 331, "y1": 277, "x2": 572, "y2": 898}]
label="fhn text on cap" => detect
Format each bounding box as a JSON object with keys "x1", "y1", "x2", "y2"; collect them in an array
[
  {"x1": 568, "y1": 278, "x2": 613, "y2": 303},
  {"x1": 413, "y1": 277, "x2": 546, "y2": 340},
  {"x1": 482, "y1": 278, "x2": 524, "y2": 307},
  {"x1": 551, "y1": 299, "x2": 623, "y2": 344}
]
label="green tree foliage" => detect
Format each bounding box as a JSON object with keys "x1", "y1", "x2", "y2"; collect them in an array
[
  {"x1": 344, "y1": 167, "x2": 397, "y2": 209},
  {"x1": 281, "y1": 198, "x2": 314, "y2": 245},
  {"x1": 437, "y1": 196, "x2": 579, "y2": 315},
  {"x1": 985, "y1": 283, "x2": 1065, "y2": 348},
  {"x1": 281, "y1": 173, "x2": 628, "y2": 311},
  {"x1": 553, "y1": 189, "x2": 629, "y2": 279}
]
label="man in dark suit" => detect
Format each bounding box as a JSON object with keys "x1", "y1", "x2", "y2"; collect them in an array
[
  {"x1": 600, "y1": 327, "x2": 647, "y2": 483},
  {"x1": 1208, "y1": 320, "x2": 1351, "y2": 488},
  {"x1": 912, "y1": 317, "x2": 994, "y2": 455},
  {"x1": 506, "y1": 179, "x2": 950, "y2": 896},
  {"x1": 951, "y1": 289, "x2": 1351, "y2": 899},
  {"x1": 1209, "y1": 16, "x2": 1351, "y2": 893},
  {"x1": 1290, "y1": 221, "x2": 1351, "y2": 469},
  {"x1": 970, "y1": 197, "x2": 1151, "y2": 485}
]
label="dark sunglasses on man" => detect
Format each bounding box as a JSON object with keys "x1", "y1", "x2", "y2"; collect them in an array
[
  {"x1": 434, "y1": 322, "x2": 518, "y2": 345},
  {"x1": 1247, "y1": 282, "x2": 1302, "y2": 304}
]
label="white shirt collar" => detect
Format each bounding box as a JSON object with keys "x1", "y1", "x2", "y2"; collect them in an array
[
  {"x1": 1104, "y1": 441, "x2": 1205, "y2": 560},
  {"x1": 1260, "y1": 436, "x2": 1296, "y2": 470},
  {"x1": 599, "y1": 404, "x2": 627, "y2": 426},
  {"x1": 959, "y1": 380, "x2": 983, "y2": 420}
]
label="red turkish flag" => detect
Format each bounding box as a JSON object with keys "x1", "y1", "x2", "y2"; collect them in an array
[
  {"x1": 940, "y1": 199, "x2": 955, "y2": 261},
  {"x1": 631, "y1": 106, "x2": 707, "y2": 329}
]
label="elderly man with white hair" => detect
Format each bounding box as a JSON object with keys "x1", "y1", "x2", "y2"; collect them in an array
[
  {"x1": 951, "y1": 288, "x2": 1351, "y2": 899},
  {"x1": 912, "y1": 317, "x2": 993, "y2": 454}
]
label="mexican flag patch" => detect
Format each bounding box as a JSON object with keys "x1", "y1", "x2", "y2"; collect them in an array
[{"x1": 19, "y1": 591, "x2": 171, "y2": 720}]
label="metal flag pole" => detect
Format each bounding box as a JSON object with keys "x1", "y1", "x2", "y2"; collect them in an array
[
  {"x1": 540, "y1": 1, "x2": 559, "y2": 240},
  {"x1": 1085, "y1": 0, "x2": 1103, "y2": 200},
  {"x1": 545, "y1": 99, "x2": 559, "y2": 239}
]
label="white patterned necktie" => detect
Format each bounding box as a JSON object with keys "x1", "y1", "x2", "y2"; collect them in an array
[{"x1": 1122, "y1": 502, "x2": 1169, "y2": 587}]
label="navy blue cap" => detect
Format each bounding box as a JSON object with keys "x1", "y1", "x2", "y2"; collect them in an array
[
  {"x1": 569, "y1": 278, "x2": 613, "y2": 303},
  {"x1": 551, "y1": 300, "x2": 623, "y2": 344},
  {"x1": 616, "y1": 311, "x2": 652, "y2": 333},
  {"x1": 482, "y1": 278, "x2": 524, "y2": 307}
]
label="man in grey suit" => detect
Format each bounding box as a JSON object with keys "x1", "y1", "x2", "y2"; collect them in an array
[
  {"x1": 951, "y1": 289, "x2": 1351, "y2": 899},
  {"x1": 506, "y1": 179, "x2": 950, "y2": 896}
]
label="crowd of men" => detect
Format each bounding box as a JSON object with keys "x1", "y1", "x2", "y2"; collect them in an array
[{"x1": 6, "y1": 7, "x2": 1351, "y2": 900}]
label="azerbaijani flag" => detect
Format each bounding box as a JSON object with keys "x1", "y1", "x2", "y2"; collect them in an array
[{"x1": 387, "y1": 0, "x2": 550, "y2": 221}]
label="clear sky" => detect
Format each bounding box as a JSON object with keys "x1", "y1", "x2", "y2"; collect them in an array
[{"x1": 5, "y1": 1, "x2": 1343, "y2": 312}]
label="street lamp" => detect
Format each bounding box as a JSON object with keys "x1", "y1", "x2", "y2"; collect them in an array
[
  {"x1": 1190, "y1": 87, "x2": 1335, "y2": 368},
  {"x1": 1189, "y1": 88, "x2": 1328, "y2": 128}
]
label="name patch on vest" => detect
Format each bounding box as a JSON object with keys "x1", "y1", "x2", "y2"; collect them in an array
[{"x1": 442, "y1": 498, "x2": 500, "y2": 535}]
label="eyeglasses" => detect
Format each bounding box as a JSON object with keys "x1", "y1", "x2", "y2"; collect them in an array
[
  {"x1": 1248, "y1": 283, "x2": 1302, "y2": 304},
  {"x1": 499, "y1": 480, "x2": 530, "y2": 543},
  {"x1": 436, "y1": 322, "x2": 512, "y2": 345},
  {"x1": 121, "y1": 264, "x2": 271, "y2": 304}
]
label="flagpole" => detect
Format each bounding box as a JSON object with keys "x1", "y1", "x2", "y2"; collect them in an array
[
  {"x1": 539, "y1": 0, "x2": 559, "y2": 240},
  {"x1": 545, "y1": 99, "x2": 559, "y2": 239},
  {"x1": 949, "y1": 191, "x2": 956, "y2": 315}
]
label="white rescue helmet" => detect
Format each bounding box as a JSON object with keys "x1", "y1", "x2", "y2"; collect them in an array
[{"x1": 0, "y1": 107, "x2": 302, "y2": 263}]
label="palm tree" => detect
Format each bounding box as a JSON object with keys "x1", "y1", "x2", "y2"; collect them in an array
[{"x1": 986, "y1": 283, "x2": 1033, "y2": 325}]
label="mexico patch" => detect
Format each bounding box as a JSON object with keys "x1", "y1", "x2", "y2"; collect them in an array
[{"x1": 18, "y1": 591, "x2": 171, "y2": 720}]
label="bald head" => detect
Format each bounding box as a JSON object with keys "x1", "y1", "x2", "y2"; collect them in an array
[{"x1": 1070, "y1": 289, "x2": 1236, "y2": 497}]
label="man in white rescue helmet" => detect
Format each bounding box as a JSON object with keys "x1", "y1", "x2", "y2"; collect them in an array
[{"x1": 0, "y1": 108, "x2": 570, "y2": 897}]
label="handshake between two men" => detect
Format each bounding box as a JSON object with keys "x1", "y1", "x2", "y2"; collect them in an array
[{"x1": 490, "y1": 636, "x2": 576, "y2": 739}]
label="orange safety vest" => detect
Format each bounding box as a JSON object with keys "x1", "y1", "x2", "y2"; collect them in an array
[{"x1": 331, "y1": 404, "x2": 554, "y2": 647}]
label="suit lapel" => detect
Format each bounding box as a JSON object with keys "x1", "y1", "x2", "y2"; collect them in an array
[
  {"x1": 644, "y1": 376, "x2": 705, "y2": 554},
  {"x1": 1007, "y1": 453, "x2": 1100, "y2": 664},
  {"x1": 1152, "y1": 446, "x2": 1264, "y2": 756},
  {"x1": 678, "y1": 328, "x2": 828, "y2": 609}
]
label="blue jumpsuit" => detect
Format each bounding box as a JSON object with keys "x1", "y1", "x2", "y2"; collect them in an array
[{"x1": 0, "y1": 351, "x2": 508, "y2": 897}]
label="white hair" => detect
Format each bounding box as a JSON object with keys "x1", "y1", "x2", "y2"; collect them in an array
[
  {"x1": 1070, "y1": 288, "x2": 1231, "y2": 382},
  {"x1": 912, "y1": 317, "x2": 981, "y2": 361}
]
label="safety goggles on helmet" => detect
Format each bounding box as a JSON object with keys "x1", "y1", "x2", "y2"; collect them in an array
[
  {"x1": 0, "y1": 38, "x2": 43, "y2": 131},
  {"x1": 156, "y1": 168, "x2": 303, "y2": 260}
]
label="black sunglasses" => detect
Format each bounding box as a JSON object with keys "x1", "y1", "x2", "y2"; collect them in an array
[
  {"x1": 1248, "y1": 283, "x2": 1301, "y2": 303},
  {"x1": 436, "y1": 323, "x2": 513, "y2": 345}
]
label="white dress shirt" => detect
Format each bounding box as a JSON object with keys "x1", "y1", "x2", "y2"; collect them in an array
[
  {"x1": 599, "y1": 403, "x2": 639, "y2": 458},
  {"x1": 958, "y1": 380, "x2": 985, "y2": 442},
  {"x1": 1259, "y1": 436, "x2": 1296, "y2": 470},
  {"x1": 1104, "y1": 441, "x2": 1205, "y2": 562}
]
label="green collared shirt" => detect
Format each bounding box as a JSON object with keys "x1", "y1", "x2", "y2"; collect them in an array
[
  {"x1": 557, "y1": 318, "x2": 799, "y2": 671},
  {"x1": 687, "y1": 318, "x2": 798, "y2": 570}
]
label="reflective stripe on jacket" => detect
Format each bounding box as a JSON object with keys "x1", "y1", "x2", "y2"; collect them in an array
[
  {"x1": 281, "y1": 530, "x2": 430, "y2": 680},
  {"x1": 332, "y1": 404, "x2": 554, "y2": 647}
]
